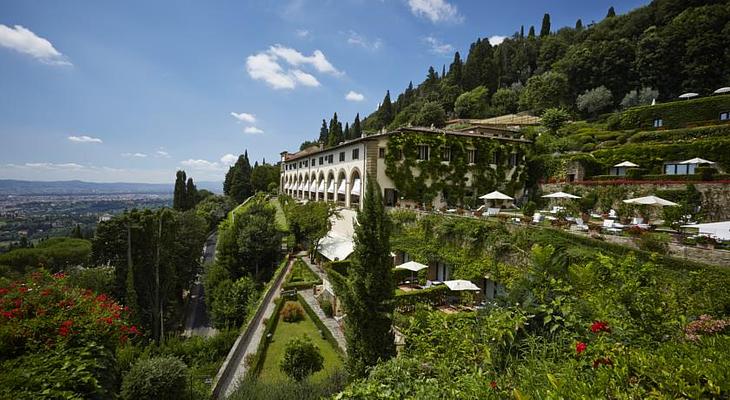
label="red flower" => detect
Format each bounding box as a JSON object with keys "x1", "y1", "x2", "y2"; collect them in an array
[
  {"x1": 489, "y1": 381, "x2": 498, "y2": 390},
  {"x1": 18, "y1": 286, "x2": 28, "y2": 293},
  {"x1": 41, "y1": 289, "x2": 52, "y2": 297},
  {"x1": 13, "y1": 298, "x2": 22, "y2": 308},
  {"x1": 590, "y1": 321, "x2": 610, "y2": 333},
  {"x1": 53, "y1": 272, "x2": 66, "y2": 279},
  {"x1": 1, "y1": 311, "x2": 12, "y2": 319},
  {"x1": 576, "y1": 342, "x2": 587, "y2": 354},
  {"x1": 129, "y1": 325, "x2": 140, "y2": 335},
  {"x1": 0, "y1": 288, "x2": 8, "y2": 296},
  {"x1": 96, "y1": 294, "x2": 108, "y2": 303}
]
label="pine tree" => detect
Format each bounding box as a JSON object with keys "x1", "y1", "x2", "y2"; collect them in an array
[
  {"x1": 441, "y1": 65, "x2": 446, "y2": 79},
  {"x1": 352, "y1": 113, "x2": 362, "y2": 138},
  {"x1": 540, "y1": 13, "x2": 551, "y2": 37},
  {"x1": 528, "y1": 25, "x2": 535, "y2": 38},
  {"x1": 606, "y1": 6, "x2": 616, "y2": 18},
  {"x1": 520, "y1": 25, "x2": 525, "y2": 38},
  {"x1": 228, "y1": 152, "x2": 253, "y2": 203},
  {"x1": 344, "y1": 179, "x2": 395, "y2": 377},
  {"x1": 318, "y1": 119, "x2": 328, "y2": 143},
  {"x1": 447, "y1": 51, "x2": 463, "y2": 86},
  {"x1": 173, "y1": 170, "x2": 187, "y2": 210},
  {"x1": 575, "y1": 19, "x2": 583, "y2": 30},
  {"x1": 327, "y1": 113, "x2": 343, "y2": 147},
  {"x1": 344, "y1": 122, "x2": 350, "y2": 141},
  {"x1": 186, "y1": 177, "x2": 197, "y2": 210},
  {"x1": 379, "y1": 91, "x2": 393, "y2": 128}
]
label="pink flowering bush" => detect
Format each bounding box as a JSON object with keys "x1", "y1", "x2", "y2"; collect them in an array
[{"x1": 684, "y1": 314, "x2": 730, "y2": 342}]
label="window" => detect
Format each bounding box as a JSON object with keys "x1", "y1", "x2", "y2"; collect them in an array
[
  {"x1": 441, "y1": 146, "x2": 451, "y2": 162},
  {"x1": 417, "y1": 145, "x2": 430, "y2": 160},
  {"x1": 378, "y1": 148, "x2": 386, "y2": 158},
  {"x1": 304, "y1": 160, "x2": 308, "y2": 167},
  {"x1": 352, "y1": 148, "x2": 359, "y2": 160},
  {"x1": 319, "y1": 156, "x2": 324, "y2": 165},
  {"x1": 311, "y1": 158, "x2": 316, "y2": 166},
  {"x1": 721, "y1": 112, "x2": 729, "y2": 121},
  {"x1": 653, "y1": 118, "x2": 663, "y2": 128},
  {"x1": 508, "y1": 153, "x2": 518, "y2": 168},
  {"x1": 491, "y1": 153, "x2": 499, "y2": 165},
  {"x1": 339, "y1": 152, "x2": 345, "y2": 162},
  {"x1": 328, "y1": 154, "x2": 334, "y2": 164},
  {"x1": 467, "y1": 149, "x2": 476, "y2": 164}
]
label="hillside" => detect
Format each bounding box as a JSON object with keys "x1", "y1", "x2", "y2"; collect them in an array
[{"x1": 353, "y1": 0, "x2": 730, "y2": 133}]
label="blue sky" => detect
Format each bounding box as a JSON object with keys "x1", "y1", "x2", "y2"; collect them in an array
[{"x1": 0, "y1": 0, "x2": 647, "y2": 183}]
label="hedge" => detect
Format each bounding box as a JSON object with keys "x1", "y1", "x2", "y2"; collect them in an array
[
  {"x1": 296, "y1": 293, "x2": 345, "y2": 357},
  {"x1": 393, "y1": 285, "x2": 449, "y2": 313},
  {"x1": 249, "y1": 297, "x2": 286, "y2": 376},
  {"x1": 618, "y1": 94, "x2": 730, "y2": 130},
  {"x1": 627, "y1": 124, "x2": 730, "y2": 144}
]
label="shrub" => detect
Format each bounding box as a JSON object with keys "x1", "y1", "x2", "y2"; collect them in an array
[
  {"x1": 696, "y1": 166, "x2": 716, "y2": 181},
  {"x1": 541, "y1": 108, "x2": 571, "y2": 134},
  {"x1": 210, "y1": 276, "x2": 259, "y2": 328},
  {"x1": 606, "y1": 114, "x2": 621, "y2": 130},
  {"x1": 625, "y1": 168, "x2": 647, "y2": 179},
  {"x1": 576, "y1": 86, "x2": 613, "y2": 116},
  {"x1": 281, "y1": 301, "x2": 305, "y2": 323},
  {"x1": 121, "y1": 356, "x2": 188, "y2": 400},
  {"x1": 319, "y1": 298, "x2": 334, "y2": 318},
  {"x1": 522, "y1": 201, "x2": 537, "y2": 217},
  {"x1": 279, "y1": 336, "x2": 324, "y2": 381},
  {"x1": 636, "y1": 233, "x2": 669, "y2": 255}
]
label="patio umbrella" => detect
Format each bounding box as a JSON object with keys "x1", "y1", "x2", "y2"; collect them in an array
[
  {"x1": 679, "y1": 157, "x2": 715, "y2": 165},
  {"x1": 613, "y1": 161, "x2": 639, "y2": 168},
  {"x1": 479, "y1": 190, "x2": 513, "y2": 200},
  {"x1": 713, "y1": 87, "x2": 730, "y2": 94},
  {"x1": 622, "y1": 195, "x2": 678, "y2": 207},
  {"x1": 542, "y1": 191, "x2": 581, "y2": 199},
  {"x1": 395, "y1": 261, "x2": 428, "y2": 282},
  {"x1": 444, "y1": 280, "x2": 480, "y2": 291},
  {"x1": 678, "y1": 92, "x2": 699, "y2": 99}
]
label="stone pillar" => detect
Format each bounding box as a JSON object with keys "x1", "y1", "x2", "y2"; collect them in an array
[{"x1": 345, "y1": 177, "x2": 351, "y2": 209}]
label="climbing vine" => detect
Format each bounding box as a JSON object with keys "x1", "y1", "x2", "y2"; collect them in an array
[{"x1": 384, "y1": 130, "x2": 529, "y2": 206}]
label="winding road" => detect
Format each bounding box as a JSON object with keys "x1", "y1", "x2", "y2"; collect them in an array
[{"x1": 183, "y1": 231, "x2": 217, "y2": 337}]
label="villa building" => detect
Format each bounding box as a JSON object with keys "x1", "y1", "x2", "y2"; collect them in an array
[{"x1": 280, "y1": 126, "x2": 532, "y2": 209}]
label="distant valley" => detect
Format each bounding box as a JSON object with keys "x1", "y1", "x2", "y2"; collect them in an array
[{"x1": 0, "y1": 179, "x2": 223, "y2": 195}]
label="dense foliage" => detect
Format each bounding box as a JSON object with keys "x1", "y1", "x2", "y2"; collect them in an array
[
  {"x1": 120, "y1": 356, "x2": 188, "y2": 400},
  {"x1": 279, "y1": 336, "x2": 325, "y2": 381},
  {"x1": 0, "y1": 237, "x2": 91, "y2": 277}
]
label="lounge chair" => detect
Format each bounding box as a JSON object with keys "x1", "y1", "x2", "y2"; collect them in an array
[
  {"x1": 630, "y1": 217, "x2": 651, "y2": 230},
  {"x1": 574, "y1": 219, "x2": 589, "y2": 231},
  {"x1": 486, "y1": 207, "x2": 501, "y2": 217},
  {"x1": 602, "y1": 219, "x2": 622, "y2": 234},
  {"x1": 532, "y1": 213, "x2": 544, "y2": 224},
  {"x1": 608, "y1": 209, "x2": 618, "y2": 219}
]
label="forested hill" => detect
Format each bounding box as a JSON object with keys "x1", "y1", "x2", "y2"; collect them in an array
[{"x1": 355, "y1": 0, "x2": 730, "y2": 133}]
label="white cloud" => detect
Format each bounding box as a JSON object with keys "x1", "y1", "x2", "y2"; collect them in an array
[
  {"x1": 407, "y1": 0, "x2": 463, "y2": 23},
  {"x1": 180, "y1": 159, "x2": 222, "y2": 171},
  {"x1": 345, "y1": 90, "x2": 365, "y2": 102},
  {"x1": 424, "y1": 36, "x2": 454, "y2": 55},
  {"x1": 296, "y1": 29, "x2": 310, "y2": 38},
  {"x1": 155, "y1": 150, "x2": 171, "y2": 158},
  {"x1": 122, "y1": 152, "x2": 147, "y2": 158},
  {"x1": 346, "y1": 31, "x2": 383, "y2": 51},
  {"x1": 230, "y1": 112, "x2": 256, "y2": 123},
  {"x1": 244, "y1": 126, "x2": 264, "y2": 134},
  {"x1": 220, "y1": 154, "x2": 237, "y2": 166},
  {"x1": 0, "y1": 24, "x2": 72, "y2": 66},
  {"x1": 488, "y1": 35, "x2": 506, "y2": 46},
  {"x1": 246, "y1": 44, "x2": 340, "y2": 90},
  {"x1": 68, "y1": 135, "x2": 102, "y2": 143},
  {"x1": 19, "y1": 162, "x2": 84, "y2": 170}
]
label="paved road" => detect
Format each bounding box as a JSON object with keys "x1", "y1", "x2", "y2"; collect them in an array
[{"x1": 183, "y1": 231, "x2": 217, "y2": 337}]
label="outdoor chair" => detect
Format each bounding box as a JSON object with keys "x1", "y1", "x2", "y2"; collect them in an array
[
  {"x1": 532, "y1": 213, "x2": 544, "y2": 224},
  {"x1": 602, "y1": 219, "x2": 623, "y2": 234},
  {"x1": 574, "y1": 219, "x2": 589, "y2": 231},
  {"x1": 486, "y1": 207, "x2": 501, "y2": 217}
]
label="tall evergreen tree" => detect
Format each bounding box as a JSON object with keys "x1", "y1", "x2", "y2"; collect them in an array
[
  {"x1": 343, "y1": 180, "x2": 395, "y2": 377},
  {"x1": 528, "y1": 25, "x2": 536, "y2": 38},
  {"x1": 520, "y1": 25, "x2": 525, "y2": 38},
  {"x1": 343, "y1": 122, "x2": 350, "y2": 141},
  {"x1": 226, "y1": 152, "x2": 253, "y2": 203},
  {"x1": 379, "y1": 91, "x2": 394, "y2": 128},
  {"x1": 441, "y1": 65, "x2": 446, "y2": 79},
  {"x1": 318, "y1": 119, "x2": 328, "y2": 143},
  {"x1": 462, "y1": 38, "x2": 497, "y2": 92},
  {"x1": 606, "y1": 6, "x2": 616, "y2": 18},
  {"x1": 173, "y1": 170, "x2": 187, "y2": 210},
  {"x1": 352, "y1": 113, "x2": 362, "y2": 138},
  {"x1": 447, "y1": 51, "x2": 463, "y2": 86},
  {"x1": 540, "y1": 13, "x2": 551, "y2": 37},
  {"x1": 71, "y1": 224, "x2": 83, "y2": 239},
  {"x1": 327, "y1": 113, "x2": 343, "y2": 147},
  {"x1": 575, "y1": 19, "x2": 583, "y2": 30},
  {"x1": 185, "y1": 177, "x2": 197, "y2": 210}
]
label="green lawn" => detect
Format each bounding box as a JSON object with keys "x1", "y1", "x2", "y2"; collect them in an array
[
  {"x1": 269, "y1": 198, "x2": 289, "y2": 231},
  {"x1": 258, "y1": 302, "x2": 343, "y2": 383},
  {"x1": 287, "y1": 259, "x2": 319, "y2": 284}
]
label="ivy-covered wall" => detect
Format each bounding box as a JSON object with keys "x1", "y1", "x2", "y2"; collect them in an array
[
  {"x1": 618, "y1": 94, "x2": 730, "y2": 130},
  {"x1": 384, "y1": 131, "x2": 529, "y2": 206}
]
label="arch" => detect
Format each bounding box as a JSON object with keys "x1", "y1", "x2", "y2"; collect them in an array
[
  {"x1": 336, "y1": 169, "x2": 348, "y2": 205},
  {"x1": 316, "y1": 171, "x2": 326, "y2": 201},
  {"x1": 349, "y1": 168, "x2": 362, "y2": 207},
  {"x1": 326, "y1": 170, "x2": 336, "y2": 202}
]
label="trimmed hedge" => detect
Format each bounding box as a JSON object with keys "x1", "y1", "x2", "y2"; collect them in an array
[
  {"x1": 618, "y1": 94, "x2": 730, "y2": 130},
  {"x1": 627, "y1": 124, "x2": 730, "y2": 144},
  {"x1": 249, "y1": 297, "x2": 286, "y2": 376},
  {"x1": 393, "y1": 285, "x2": 449, "y2": 313},
  {"x1": 296, "y1": 293, "x2": 345, "y2": 357}
]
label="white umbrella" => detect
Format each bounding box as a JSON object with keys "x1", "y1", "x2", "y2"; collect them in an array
[
  {"x1": 613, "y1": 161, "x2": 639, "y2": 168},
  {"x1": 542, "y1": 191, "x2": 581, "y2": 199},
  {"x1": 444, "y1": 280, "x2": 480, "y2": 291},
  {"x1": 479, "y1": 191, "x2": 513, "y2": 200},
  {"x1": 713, "y1": 87, "x2": 730, "y2": 94},
  {"x1": 394, "y1": 261, "x2": 428, "y2": 272},
  {"x1": 623, "y1": 195, "x2": 679, "y2": 207},
  {"x1": 679, "y1": 157, "x2": 715, "y2": 165},
  {"x1": 678, "y1": 92, "x2": 699, "y2": 99}
]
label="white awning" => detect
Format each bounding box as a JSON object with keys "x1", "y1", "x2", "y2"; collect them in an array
[
  {"x1": 444, "y1": 280, "x2": 480, "y2": 291},
  {"x1": 678, "y1": 92, "x2": 699, "y2": 99},
  {"x1": 309, "y1": 181, "x2": 317, "y2": 192},
  {"x1": 317, "y1": 180, "x2": 325, "y2": 193},
  {"x1": 542, "y1": 191, "x2": 581, "y2": 199},
  {"x1": 681, "y1": 221, "x2": 730, "y2": 241},
  {"x1": 327, "y1": 180, "x2": 336, "y2": 194},
  {"x1": 613, "y1": 161, "x2": 638, "y2": 168},
  {"x1": 479, "y1": 191, "x2": 513, "y2": 200},
  {"x1": 351, "y1": 178, "x2": 362, "y2": 196},
  {"x1": 679, "y1": 157, "x2": 715, "y2": 165},
  {"x1": 337, "y1": 180, "x2": 347, "y2": 195},
  {"x1": 623, "y1": 195, "x2": 678, "y2": 207},
  {"x1": 297, "y1": 182, "x2": 304, "y2": 191},
  {"x1": 317, "y1": 233, "x2": 355, "y2": 261},
  {"x1": 285, "y1": 182, "x2": 290, "y2": 190},
  {"x1": 394, "y1": 261, "x2": 428, "y2": 272},
  {"x1": 714, "y1": 87, "x2": 730, "y2": 94}
]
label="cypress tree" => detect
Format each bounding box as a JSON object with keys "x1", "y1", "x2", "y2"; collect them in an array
[
  {"x1": 540, "y1": 13, "x2": 551, "y2": 37},
  {"x1": 380, "y1": 91, "x2": 393, "y2": 128},
  {"x1": 528, "y1": 25, "x2": 535, "y2": 38},
  {"x1": 173, "y1": 170, "x2": 187, "y2": 210},
  {"x1": 186, "y1": 177, "x2": 197, "y2": 210},
  {"x1": 344, "y1": 122, "x2": 350, "y2": 141},
  {"x1": 344, "y1": 179, "x2": 395, "y2": 377},
  {"x1": 606, "y1": 6, "x2": 616, "y2": 18},
  {"x1": 448, "y1": 51, "x2": 463, "y2": 86},
  {"x1": 327, "y1": 113, "x2": 343, "y2": 147},
  {"x1": 575, "y1": 19, "x2": 583, "y2": 30},
  {"x1": 229, "y1": 152, "x2": 253, "y2": 203},
  {"x1": 352, "y1": 113, "x2": 362, "y2": 138},
  {"x1": 441, "y1": 65, "x2": 446, "y2": 79},
  {"x1": 318, "y1": 119, "x2": 328, "y2": 143},
  {"x1": 520, "y1": 25, "x2": 525, "y2": 38}
]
